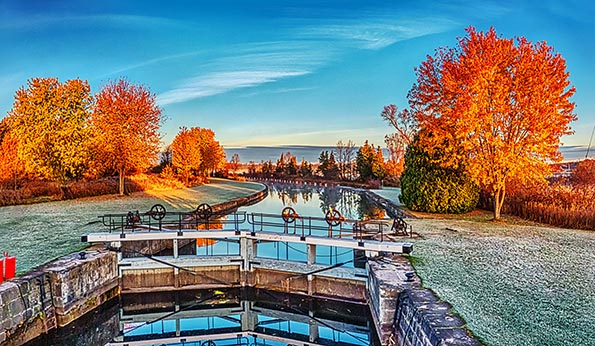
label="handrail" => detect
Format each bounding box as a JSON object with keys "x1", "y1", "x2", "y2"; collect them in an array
[{"x1": 96, "y1": 205, "x2": 407, "y2": 242}]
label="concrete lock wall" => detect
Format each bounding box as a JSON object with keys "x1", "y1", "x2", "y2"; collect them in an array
[
  {"x1": 367, "y1": 256, "x2": 419, "y2": 345},
  {"x1": 0, "y1": 247, "x2": 118, "y2": 346}
]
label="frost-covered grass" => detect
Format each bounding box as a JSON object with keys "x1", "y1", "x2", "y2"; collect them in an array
[
  {"x1": 408, "y1": 217, "x2": 595, "y2": 346},
  {"x1": 0, "y1": 178, "x2": 264, "y2": 274}
]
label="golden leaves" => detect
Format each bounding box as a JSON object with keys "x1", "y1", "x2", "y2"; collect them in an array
[
  {"x1": 171, "y1": 126, "x2": 226, "y2": 185},
  {"x1": 8, "y1": 78, "x2": 93, "y2": 184}
]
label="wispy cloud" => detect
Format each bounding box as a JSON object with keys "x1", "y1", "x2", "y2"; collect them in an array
[
  {"x1": 157, "y1": 70, "x2": 309, "y2": 106},
  {"x1": 240, "y1": 86, "x2": 316, "y2": 98},
  {"x1": 156, "y1": 10, "x2": 458, "y2": 106},
  {"x1": 298, "y1": 15, "x2": 458, "y2": 50},
  {"x1": 157, "y1": 42, "x2": 333, "y2": 106},
  {"x1": 229, "y1": 127, "x2": 387, "y2": 147},
  {"x1": 100, "y1": 51, "x2": 203, "y2": 78}
]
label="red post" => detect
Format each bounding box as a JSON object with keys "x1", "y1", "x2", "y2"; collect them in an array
[{"x1": 4, "y1": 252, "x2": 15, "y2": 280}]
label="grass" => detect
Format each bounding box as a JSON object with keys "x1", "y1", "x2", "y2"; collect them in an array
[
  {"x1": 0, "y1": 178, "x2": 265, "y2": 274},
  {"x1": 407, "y1": 217, "x2": 595, "y2": 346}
]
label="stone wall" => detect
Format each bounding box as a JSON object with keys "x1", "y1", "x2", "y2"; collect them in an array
[
  {"x1": 394, "y1": 289, "x2": 480, "y2": 346},
  {"x1": 0, "y1": 247, "x2": 118, "y2": 346},
  {"x1": 0, "y1": 271, "x2": 56, "y2": 346},
  {"x1": 367, "y1": 255, "x2": 481, "y2": 346},
  {"x1": 362, "y1": 190, "x2": 408, "y2": 219},
  {"x1": 212, "y1": 185, "x2": 268, "y2": 214}
]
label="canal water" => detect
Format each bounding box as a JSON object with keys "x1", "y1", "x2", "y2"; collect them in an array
[
  {"x1": 167, "y1": 182, "x2": 387, "y2": 268},
  {"x1": 26, "y1": 288, "x2": 380, "y2": 346},
  {"x1": 26, "y1": 182, "x2": 387, "y2": 346}
]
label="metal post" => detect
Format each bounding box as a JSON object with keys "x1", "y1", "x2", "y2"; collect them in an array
[
  {"x1": 240, "y1": 301, "x2": 258, "y2": 331},
  {"x1": 240, "y1": 237, "x2": 257, "y2": 273},
  {"x1": 307, "y1": 244, "x2": 316, "y2": 265},
  {"x1": 307, "y1": 244, "x2": 316, "y2": 295},
  {"x1": 309, "y1": 310, "x2": 319, "y2": 343}
]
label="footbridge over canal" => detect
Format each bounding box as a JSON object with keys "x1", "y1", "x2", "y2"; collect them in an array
[{"x1": 82, "y1": 203, "x2": 413, "y2": 299}]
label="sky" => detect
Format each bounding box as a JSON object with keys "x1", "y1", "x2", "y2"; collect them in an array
[{"x1": 0, "y1": 0, "x2": 594, "y2": 151}]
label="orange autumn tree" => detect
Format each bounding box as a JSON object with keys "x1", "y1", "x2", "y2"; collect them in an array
[
  {"x1": 197, "y1": 128, "x2": 226, "y2": 176},
  {"x1": 409, "y1": 26, "x2": 576, "y2": 219},
  {"x1": 0, "y1": 132, "x2": 23, "y2": 190},
  {"x1": 171, "y1": 127, "x2": 203, "y2": 185},
  {"x1": 92, "y1": 79, "x2": 162, "y2": 195},
  {"x1": 171, "y1": 126, "x2": 226, "y2": 184}
]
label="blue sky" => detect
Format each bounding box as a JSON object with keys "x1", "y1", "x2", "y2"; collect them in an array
[{"x1": 1, "y1": 0, "x2": 593, "y2": 150}]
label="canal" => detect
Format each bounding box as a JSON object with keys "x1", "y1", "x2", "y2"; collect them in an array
[{"x1": 24, "y1": 182, "x2": 388, "y2": 346}]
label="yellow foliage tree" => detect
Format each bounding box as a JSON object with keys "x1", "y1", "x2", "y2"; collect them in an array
[
  {"x1": 171, "y1": 126, "x2": 225, "y2": 183},
  {"x1": 171, "y1": 127, "x2": 202, "y2": 186},
  {"x1": 8, "y1": 77, "x2": 93, "y2": 184},
  {"x1": 0, "y1": 132, "x2": 23, "y2": 190},
  {"x1": 197, "y1": 128, "x2": 226, "y2": 176}
]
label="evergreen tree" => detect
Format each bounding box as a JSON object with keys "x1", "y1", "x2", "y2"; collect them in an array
[
  {"x1": 318, "y1": 151, "x2": 338, "y2": 179},
  {"x1": 372, "y1": 146, "x2": 386, "y2": 180},
  {"x1": 299, "y1": 159, "x2": 313, "y2": 178},
  {"x1": 400, "y1": 136, "x2": 479, "y2": 213},
  {"x1": 356, "y1": 140, "x2": 375, "y2": 181}
]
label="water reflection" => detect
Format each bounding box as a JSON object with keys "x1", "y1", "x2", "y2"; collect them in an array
[
  {"x1": 26, "y1": 289, "x2": 378, "y2": 346},
  {"x1": 262, "y1": 182, "x2": 385, "y2": 221},
  {"x1": 113, "y1": 288, "x2": 375, "y2": 346}
]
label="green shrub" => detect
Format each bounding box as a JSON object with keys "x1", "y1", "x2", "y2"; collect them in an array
[{"x1": 400, "y1": 139, "x2": 478, "y2": 213}]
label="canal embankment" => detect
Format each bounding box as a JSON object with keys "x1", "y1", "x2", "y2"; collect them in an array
[
  {"x1": 0, "y1": 182, "x2": 268, "y2": 346},
  {"x1": 0, "y1": 247, "x2": 118, "y2": 345}
]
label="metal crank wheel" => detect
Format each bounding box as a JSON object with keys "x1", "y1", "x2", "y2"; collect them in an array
[
  {"x1": 149, "y1": 204, "x2": 167, "y2": 220},
  {"x1": 196, "y1": 203, "x2": 213, "y2": 221},
  {"x1": 281, "y1": 206, "x2": 298, "y2": 224},
  {"x1": 325, "y1": 209, "x2": 343, "y2": 227}
]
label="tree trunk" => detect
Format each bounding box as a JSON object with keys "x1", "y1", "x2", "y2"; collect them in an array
[
  {"x1": 492, "y1": 186, "x2": 506, "y2": 220},
  {"x1": 119, "y1": 168, "x2": 125, "y2": 195}
]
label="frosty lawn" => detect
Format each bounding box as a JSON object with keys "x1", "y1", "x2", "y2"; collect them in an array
[
  {"x1": 0, "y1": 178, "x2": 265, "y2": 274},
  {"x1": 408, "y1": 218, "x2": 595, "y2": 346}
]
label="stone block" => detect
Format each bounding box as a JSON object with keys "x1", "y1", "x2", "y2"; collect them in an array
[
  {"x1": 433, "y1": 328, "x2": 482, "y2": 346},
  {"x1": 0, "y1": 282, "x2": 20, "y2": 304},
  {"x1": 423, "y1": 312, "x2": 465, "y2": 330}
]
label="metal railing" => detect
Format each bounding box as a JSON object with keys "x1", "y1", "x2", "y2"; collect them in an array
[{"x1": 97, "y1": 204, "x2": 410, "y2": 242}]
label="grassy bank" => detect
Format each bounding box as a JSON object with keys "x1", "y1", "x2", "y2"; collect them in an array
[
  {"x1": 407, "y1": 216, "x2": 595, "y2": 345},
  {"x1": 0, "y1": 178, "x2": 265, "y2": 274}
]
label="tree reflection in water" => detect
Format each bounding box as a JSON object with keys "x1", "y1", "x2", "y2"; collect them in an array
[{"x1": 266, "y1": 182, "x2": 385, "y2": 220}]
